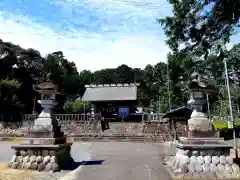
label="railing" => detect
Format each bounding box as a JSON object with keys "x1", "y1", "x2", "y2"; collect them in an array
[
  {"x1": 21, "y1": 113, "x2": 101, "y2": 125},
  {"x1": 142, "y1": 113, "x2": 166, "y2": 123},
  {"x1": 149, "y1": 113, "x2": 164, "y2": 121},
  {"x1": 22, "y1": 113, "x2": 101, "y2": 121},
  {"x1": 0, "y1": 114, "x2": 22, "y2": 122}
]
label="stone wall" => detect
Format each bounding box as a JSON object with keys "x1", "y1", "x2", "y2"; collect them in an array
[{"x1": 0, "y1": 121, "x2": 186, "y2": 138}]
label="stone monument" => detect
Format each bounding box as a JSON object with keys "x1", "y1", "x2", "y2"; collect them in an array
[
  {"x1": 9, "y1": 74, "x2": 73, "y2": 172},
  {"x1": 166, "y1": 72, "x2": 240, "y2": 179}
]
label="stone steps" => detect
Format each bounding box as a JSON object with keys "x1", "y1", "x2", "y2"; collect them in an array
[
  {"x1": 146, "y1": 123, "x2": 158, "y2": 134},
  {"x1": 145, "y1": 122, "x2": 171, "y2": 136}
]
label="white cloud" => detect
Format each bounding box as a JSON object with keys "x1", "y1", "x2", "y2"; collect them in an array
[{"x1": 0, "y1": 1, "x2": 171, "y2": 72}]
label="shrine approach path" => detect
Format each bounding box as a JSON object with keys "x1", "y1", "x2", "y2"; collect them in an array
[{"x1": 0, "y1": 141, "x2": 174, "y2": 180}]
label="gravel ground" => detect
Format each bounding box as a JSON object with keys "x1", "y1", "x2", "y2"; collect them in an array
[
  {"x1": 0, "y1": 168, "x2": 66, "y2": 180},
  {"x1": 0, "y1": 141, "x2": 174, "y2": 180}
]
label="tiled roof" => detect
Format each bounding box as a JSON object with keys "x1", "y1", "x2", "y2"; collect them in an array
[{"x1": 82, "y1": 86, "x2": 137, "y2": 101}]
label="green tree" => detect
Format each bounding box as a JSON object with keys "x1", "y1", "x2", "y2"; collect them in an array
[{"x1": 64, "y1": 100, "x2": 91, "y2": 114}]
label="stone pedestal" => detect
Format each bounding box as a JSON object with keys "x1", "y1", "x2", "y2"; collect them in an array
[
  {"x1": 167, "y1": 108, "x2": 240, "y2": 178},
  {"x1": 9, "y1": 144, "x2": 73, "y2": 172},
  {"x1": 166, "y1": 74, "x2": 240, "y2": 178},
  {"x1": 9, "y1": 99, "x2": 73, "y2": 172},
  {"x1": 187, "y1": 111, "x2": 217, "y2": 138},
  {"x1": 188, "y1": 109, "x2": 212, "y2": 135},
  {"x1": 167, "y1": 137, "x2": 240, "y2": 179}
]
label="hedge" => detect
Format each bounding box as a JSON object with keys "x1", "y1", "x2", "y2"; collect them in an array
[{"x1": 211, "y1": 118, "x2": 240, "y2": 129}]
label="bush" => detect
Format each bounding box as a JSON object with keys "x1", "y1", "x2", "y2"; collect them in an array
[
  {"x1": 64, "y1": 100, "x2": 91, "y2": 114},
  {"x1": 211, "y1": 118, "x2": 240, "y2": 129}
]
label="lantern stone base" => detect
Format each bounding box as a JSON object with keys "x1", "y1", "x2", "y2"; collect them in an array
[
  {"x1": 166, "y1": 137, "x2": 240, "y2": 179},
  {"x1": 8, "y1": 143, "x2": 73, "y2": 172},
  {"x1": 188, "y1": 111, "x2": 212, "y2": 132},
  {"x1": 187, "y1": 130, "x2": 216, "y2": 137}
]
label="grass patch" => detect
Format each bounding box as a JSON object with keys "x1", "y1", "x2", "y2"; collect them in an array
[
  {"x1": 211, "y1": 118, "x2": 240, "y2": 129},
  {"x1": 0, "y1": 137, "x2": 23, "y2": 142}
]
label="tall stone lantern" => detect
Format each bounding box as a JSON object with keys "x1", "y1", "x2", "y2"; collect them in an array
[
  {"x1": 32, "y1": 80, "x2": 58, "y2": 132},
  {"x1": 166, "y1": 72, "x2": 236, "y2": 179},
  {"x1": 186, "y1": 72, "x2": 214, "y2": 137},
  {"x1": 10, "y1": 74, "x2": 73, "y2": 172}
]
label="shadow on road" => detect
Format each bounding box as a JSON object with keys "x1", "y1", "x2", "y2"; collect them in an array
[
  {"x1": 83, "y1": 160, "x2": 105, "y2": 165},
  {"x1": 66, "y1": 160, "x2": 105, "y2": 170}
]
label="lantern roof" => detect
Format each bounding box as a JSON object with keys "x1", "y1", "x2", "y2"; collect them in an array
[
  {"x1": 185, "y1": 72, "x2": 215, "y2": 93},
  {"x1": 34, "y1": 81, "x2": 62, "y2": 94},
  {"x1": 35, "y1": 81, "x2": 56, "y2": 90},
  {"x1": 33, "y1": 73, "x2": 61, "y2": 93}
]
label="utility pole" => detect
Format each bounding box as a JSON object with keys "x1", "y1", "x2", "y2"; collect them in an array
[
  {"x1": 206, "y1": 93, "x2": 211, "y2": 128},
  {"x1": 158, "y1": 96, "x2": 161, "y2": 113},
  {"x1": 167, "y1": 62, "x2": 172, "y2": 111},
  {"x1": 224, "y1": 58, "x2": 238, "y2": 158}
]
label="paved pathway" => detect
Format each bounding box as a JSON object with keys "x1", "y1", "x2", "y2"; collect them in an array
[
  {"x1": 74, "y1": 142, "x2": 174, "y2": 180},
  {"x1": 0, "y1": 141, "x2": 174, "y2": 180}
]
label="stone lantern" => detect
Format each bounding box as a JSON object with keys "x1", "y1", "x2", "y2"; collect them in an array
[
  {"x1": 166, "y1": 72, "x2": 237, "y2": 179},
  {"x1": 186, "y1": 72, "x2": 214, "y2": 137},
  {"x1": 32, "y1": 79, "x2": 59, "y2": 132},
  {"x1": 10, "y1": 74, "x2": 73, "y2": 172}
]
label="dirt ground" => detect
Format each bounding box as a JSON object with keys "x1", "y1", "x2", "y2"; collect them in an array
[
  {"x1": 0, "y1": 165, "x2": 35, "y2": 180},
  {"x1": 0, "y1": 163, "x2": 66, "y2": 180}
]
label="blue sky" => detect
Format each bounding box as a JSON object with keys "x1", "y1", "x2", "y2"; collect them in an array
[{"x1": 0, "y1": 0, "x2": 238, "y2": 71}]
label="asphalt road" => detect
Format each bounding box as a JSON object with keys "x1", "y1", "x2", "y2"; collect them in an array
[
  {"x1": 0, "y1": 141, "x2": 174, "y2": 180},
  {"x1": 76, "y1": 142, "x2": 174, "y2": 180}
]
